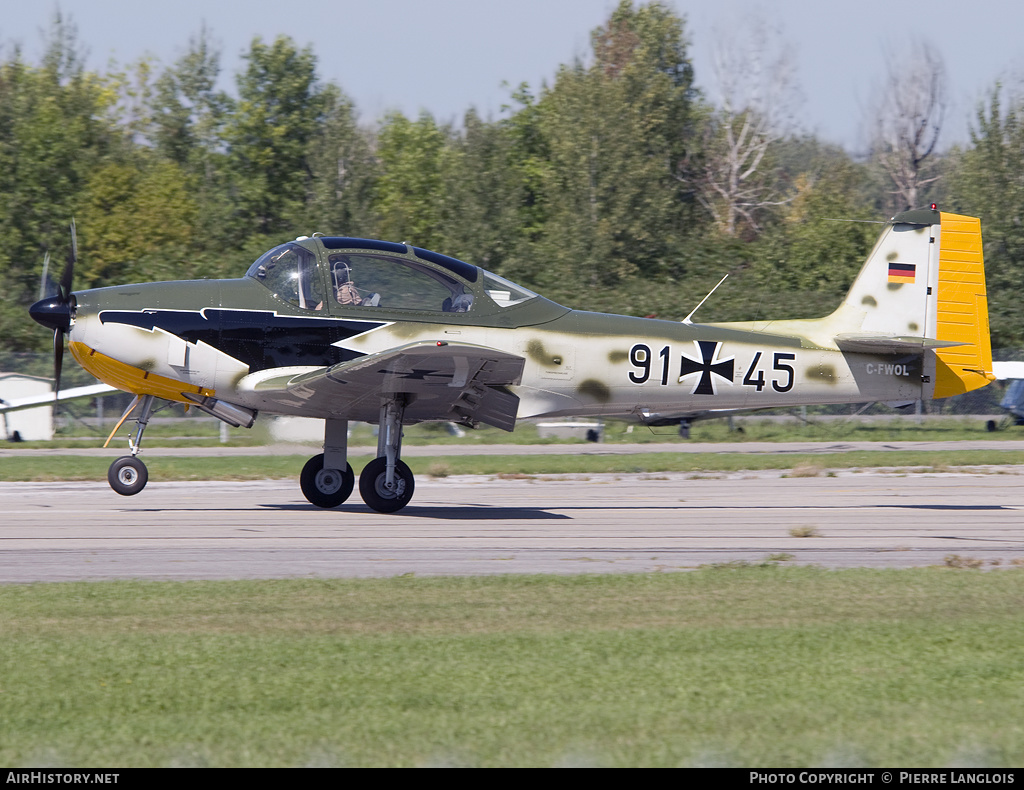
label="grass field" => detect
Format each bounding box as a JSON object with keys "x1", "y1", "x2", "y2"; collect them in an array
[
  {"x1": 5, "y1": 421, "x2": 1024, "y2": 767},
  {"x1": 30, "y1": 414, "x2": 1024, "y2": 450},
  {"x1": 1, "y1": 569, "x2": 1022, "y2": 767},
  {"x1": 2, "y1": 448, "x2": 1024, "y2": 483}
]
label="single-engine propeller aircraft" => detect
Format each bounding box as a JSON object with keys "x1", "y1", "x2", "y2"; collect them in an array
[{"x1": 28, "y1": 208, "x2": 993, "y2": 512}]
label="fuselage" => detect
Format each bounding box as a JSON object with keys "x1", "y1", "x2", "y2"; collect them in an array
[{"x1": 58, "y1": 233, "x2": 929, "y2": 428}]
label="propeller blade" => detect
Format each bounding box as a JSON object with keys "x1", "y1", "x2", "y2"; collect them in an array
[
  {"x1": 58, "y1": 219, "x2": 76, "y2": 303},
  {"x1": 31, "y1": 220, "x2": 78, "y2": 397},
  {"x1": 53, "y1": 326, "x2": 64, "y2": 399},
  {"x1": 39, "y1": 252, "x2": 51, "y2": 300}
]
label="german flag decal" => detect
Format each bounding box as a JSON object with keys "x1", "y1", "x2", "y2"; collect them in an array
[{"x1": 888, "y1": 262, "x2": 916, "y2": 283}]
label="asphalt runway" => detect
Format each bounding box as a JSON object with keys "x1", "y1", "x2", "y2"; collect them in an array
[{"x1": 2, "y1": 468, "x2": 1023, "y2": 581}]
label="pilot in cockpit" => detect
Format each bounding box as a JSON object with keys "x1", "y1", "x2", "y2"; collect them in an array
[{"x1": 331, "y1": 256, "x2": 363, "y2": 306}]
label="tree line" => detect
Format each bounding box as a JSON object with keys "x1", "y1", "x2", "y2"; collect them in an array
[{"x1": 2, "y1": 1, "x2": 1023, "y2": 356}]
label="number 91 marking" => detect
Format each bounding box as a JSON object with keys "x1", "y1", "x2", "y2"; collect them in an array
[
  {"x1": 628, "y1": 344, "x2": 670, "y2": 385},
  {"x1": 629, "y1": 343, "x2": 796, "y2": 394}
]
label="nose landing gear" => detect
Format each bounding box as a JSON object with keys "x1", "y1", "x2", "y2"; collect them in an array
[{"x1": 106, "y1": 394, "x2": 155, "y2": 496}]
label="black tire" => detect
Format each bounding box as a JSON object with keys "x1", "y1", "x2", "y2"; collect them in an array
[
  {"x1": 986, "y1": 420, "x2": 998, "y2": 433},
  {"x1": 108, "y1": 456, "x2": 148, "y2": 496},
  {"x1": 300, "y1": 454, "x2": 355, "y2": 508},
  {"x1": 359, "y1": 457, "x2": 415, "y2": 513}
]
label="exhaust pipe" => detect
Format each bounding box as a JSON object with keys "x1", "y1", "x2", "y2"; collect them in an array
[{"x1": 183, "y1": 394, "x2": 257, "y2": 429}]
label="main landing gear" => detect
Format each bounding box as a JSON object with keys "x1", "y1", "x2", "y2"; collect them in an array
[
  {"x1": 107, "y1": 394, "x2": 155, "y2": 496},
  {"x1": 299, "y1": 397, "x2": 416, "y2": 514},
  {"x1": 359, "y1": 398, "x2": 415, "y2": 513},
  {"x1": 299, "y1": 418, "x2": 355, "y2": 507}
]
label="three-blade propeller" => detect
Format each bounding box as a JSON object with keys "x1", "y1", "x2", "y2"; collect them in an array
[{"x1": 28, "y1": 220, "x2": 77, "y2": 399}]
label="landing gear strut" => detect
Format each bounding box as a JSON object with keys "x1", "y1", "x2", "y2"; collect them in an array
[
  {"x1": 107, "y1": 394, "x2": 155, "y2": 496},
  {"x1": 299, "y1": 418, "x2": 354, "y2": 507},
  {"x1": 298, "y1": 403, "x2": 415, "y2": 513},
  {"x1": 359, "y1": 397, "x2": 415, "y2": 513}
]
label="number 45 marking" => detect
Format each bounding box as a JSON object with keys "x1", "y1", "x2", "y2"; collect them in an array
[{"x1": 742, "y1": 351, "x2": 795, "y2": 393}]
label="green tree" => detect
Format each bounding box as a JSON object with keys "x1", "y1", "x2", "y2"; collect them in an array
[
  {"x1": 439, "y1": 108, "x2": 522, "y2": 271},
  {"x1": 525, "y1": 0, "x2": 697, "y2": 299},
  {"x1": 150, "y1": 26, "x2": 231, "y2": 170},
  {"x1": 77, "y1": 160, "x2": 199, "y2": 288},
  {"x1": 306, "y1": 82, "x2": 378, "y2": 237},
  {"x1": 374, "y1": 110, "x2": 455, "y2": 250},
  {"x1": 946, "y1": 88, "x2": 1024, "y2": 347},
  {"x1": 224, "y1": 35, "x2": 323, "y2": 241},
  {"x1": 0, "y1": 14, "x2": 113, "y2": 350},
  {"x1": 502, "y1": 83, "x2": 551, "y2": 249},
  {"x1": 750, "y1": 156, "x2": 878, "y2": 313},
  {"x1": 150, "y1": 27, "x2": 234, "y2": 240}
]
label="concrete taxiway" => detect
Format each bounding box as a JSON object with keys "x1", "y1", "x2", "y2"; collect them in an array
[{"x1": 2, "y1": 468, "x2": 1023, "y2": 582}]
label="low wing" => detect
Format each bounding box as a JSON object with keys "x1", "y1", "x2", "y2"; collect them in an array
[
  {"x1": 0, "y1": 383, "x2": 117, "y2": 414},
  {"x1": 240, "y1": 341, "x2": 526, "y2": 430}
]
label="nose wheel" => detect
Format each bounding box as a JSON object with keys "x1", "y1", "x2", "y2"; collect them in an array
[{"x1": 108, "y1": 455, "x2": 149, "y2": 496}]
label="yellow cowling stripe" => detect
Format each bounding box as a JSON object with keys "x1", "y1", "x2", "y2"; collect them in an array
[
  {"x1": 933, "y1": 213, "x2": 994, "y2": 398},
  {"x1": 69, "y1": 341, "x2": 216, "y2": 404}
]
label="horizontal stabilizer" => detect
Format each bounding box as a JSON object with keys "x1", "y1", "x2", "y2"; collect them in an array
[{"x1": 834, "y1": 334, "x2": 966, "y2": 355}]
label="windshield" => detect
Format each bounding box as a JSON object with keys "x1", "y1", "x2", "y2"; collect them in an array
[{"x1": 246, "y1": 243, "x2": 324, "y2": 310}]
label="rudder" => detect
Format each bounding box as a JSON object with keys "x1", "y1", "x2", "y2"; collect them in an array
[{"x1": 932, "y1": 212, "x2": 993, "y2": 397}]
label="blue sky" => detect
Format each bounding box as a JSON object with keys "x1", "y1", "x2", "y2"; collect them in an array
[{"x1": 2, "y1": 0, "x2": 1022, "y2": 152}]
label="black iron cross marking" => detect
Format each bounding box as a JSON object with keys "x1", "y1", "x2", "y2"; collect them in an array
[{"x1": 678, "y1": 341, "x2": 734, "y2": 395}]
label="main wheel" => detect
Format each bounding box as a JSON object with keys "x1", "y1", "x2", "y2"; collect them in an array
[
  {"x1": 359, "y1": 457, "x2": 415, "y2": 513},
  {"x1": 108, "y1": 456, "x2": 148, "y2": 496},
  {"x1": 300, "y1": 454, "x2": 355, "y2": 508}
]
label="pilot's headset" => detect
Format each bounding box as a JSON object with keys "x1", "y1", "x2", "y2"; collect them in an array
[{"x1": 330, "y1": 257, "x2": 353, "y2": 288}]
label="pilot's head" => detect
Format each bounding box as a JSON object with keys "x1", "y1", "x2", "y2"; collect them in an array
[{"x1": 330, "y1": 256, "x2": 352, "y2": 283}]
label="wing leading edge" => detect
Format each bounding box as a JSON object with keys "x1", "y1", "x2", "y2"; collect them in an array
[{"x1": 239, "y1": 341, "x2": 525, "y2": 430}]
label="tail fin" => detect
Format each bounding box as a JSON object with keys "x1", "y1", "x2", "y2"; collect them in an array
[{"x1": 832, "y1": 209, "x2": 993, "y2": 398}]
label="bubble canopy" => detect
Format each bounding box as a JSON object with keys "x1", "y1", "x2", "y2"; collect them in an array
[{"x1": 246, "y1": 238, "x2": 540, "y2": 314}]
